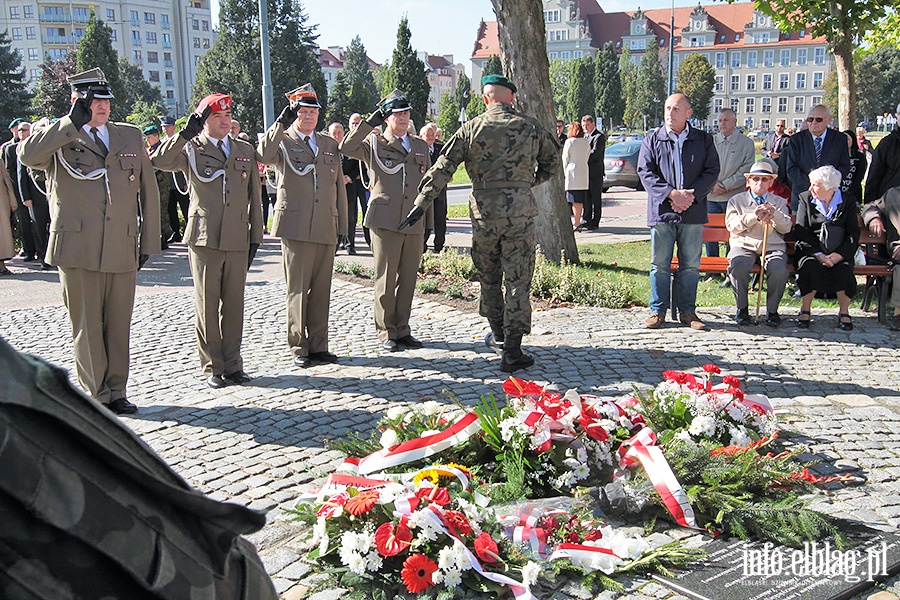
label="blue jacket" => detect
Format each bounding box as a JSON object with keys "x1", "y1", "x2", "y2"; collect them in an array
[{"x1": 638, "y1": 124, "x2": 720, "y2": 226}]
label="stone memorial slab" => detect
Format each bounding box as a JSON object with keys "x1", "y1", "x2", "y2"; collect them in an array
[{"x1": 654, "y1": 527, "x2": 900, "y2": 600}]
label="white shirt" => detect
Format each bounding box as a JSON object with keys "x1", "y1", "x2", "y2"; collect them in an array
[
  {"x1": 207, "y1": 134, "x2": 230, "y2": 157},
  {"x1": 300, "y1": 132, "x2": 317, "y2": 155},
  {"x1": 665, "y1": 124, "x2": 690, "y2": 190},
  {"x1": 399, "y1": 134, "x2": 410, "y2": 153},
  {"x1": 82, "y1": 124, "x2": 109, "y2": 150}
]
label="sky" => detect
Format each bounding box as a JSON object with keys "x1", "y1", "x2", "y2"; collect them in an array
[{"x1": 212, "y1": 0, "x2": 702, "y2": 76}]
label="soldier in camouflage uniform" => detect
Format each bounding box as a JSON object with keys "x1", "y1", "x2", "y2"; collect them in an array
[
  {"x1": 144, "y1": 124, "x2": 174, "y2": 248},
  {"x1": 402, "y1": 74, "x2": 560, "y2": 372}
]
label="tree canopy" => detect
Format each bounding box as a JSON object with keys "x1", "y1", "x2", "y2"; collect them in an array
[
  {"x1": 565, "y1": 56, "x2": 594, "y2": 122},
  {"x1": 0, "y1": 30, "x2": 32, "y2": 132},
  {"x1": 32, "y1": 54, "x2": 76, "y2": 120},
  {"x1": 381, "y1": 17, "x2": 431, "y2": 128},
  {"x1": 595, "y1": 43, "x2": 624, "y2": 130},
  {"x1": 325, "y1": 71, "x2": 352, "y2": 127},
  {"x1": 344, "y1": 36, "x2": 379, "y2": 116},
  {"x1": 77, "y1": 11, "x2": 126, "y2": 120},
  {"x1": 675, "y1": 53, "x2": 715, "y2": 124},
  {"x1": 118, "y1": 57, "x2": 166, "y2": 123}
]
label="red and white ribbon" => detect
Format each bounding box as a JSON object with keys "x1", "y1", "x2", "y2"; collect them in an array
[
  {"x1": 547, "y1": 542, "x2": 619, "y2": 562},
  {"x1": 621, "y1": 441, "x2": 698, "y2": 529}
]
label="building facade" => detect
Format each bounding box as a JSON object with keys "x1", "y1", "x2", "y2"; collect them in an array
[
  {"x1": 420, "y1": 52, "x2": 465, "y2": 121},
  {"x1": 1, "y1": 0, "x2": 214, "y2": 116},
  {"x1": 316, "y1": 46, "x2": 379, "y2": 93},
  {"x1": 472, "y1": 0, "x2": 834, "y2": 131}
]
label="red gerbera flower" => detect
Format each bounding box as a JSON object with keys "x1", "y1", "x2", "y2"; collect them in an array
[
  {"x1": 401, "y1": 553, "x2": 438, "y2": 593},
  {"x1": 415, "y1": 486, "x2": 450, "y2": 506},
  {"x1": 374, "y1": 520, "x2": 412, "y2": 556},
  {"x1": 474, "y1": 532, "x2": 502, "y2": 564},
  {"x1": 702, "y1": 364, "x2": 721, "y2": 375},
  {"x1": 440, "y1": 509, "x2": 473, "y2": 536},
  {"x1": 344, "y1": 489, "x2": 379, "y2": 516}
]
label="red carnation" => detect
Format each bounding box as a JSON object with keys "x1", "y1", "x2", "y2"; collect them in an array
[
  {"x1": 401, "y1": 553, "x2": 438, "y2": 593},
  {"x1": 702, "y1": 364, "x2": 721, "y2": 374},
  {"x1": 722, "y1": 375, "x2": 741, "y2": 388},
  {"x1": 374, "y1": 520, "x2": 412, "y2": 557},
  {"x1": 415, "y1": 486, "x2": 450, "y2": 506},
  {"x1": 474, "y1": 532, "x2": 502, "y2": 564}
]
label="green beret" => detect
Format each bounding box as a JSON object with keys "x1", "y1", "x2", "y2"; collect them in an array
[
  {"x1": 481, "y1": 74, "x2": 517, "y2": 93},
  {"x1": 142, "y1": 124, "x2": 160, "y2": 136},
  {"x1": 8, "y1": 118, "x2": 22, "y2": 130}
]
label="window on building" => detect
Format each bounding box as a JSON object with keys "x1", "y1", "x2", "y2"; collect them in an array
[
  {"x1": 561, "y1": 51, "x2": 570, "y2": 60},
  {"x1": 107, "y1": 8, "x2": 115, "y2": 21},
  {"x1": 165, "y1": 71, "x2": 172, "y2": 82},
  {"x1": 202, "y1": 38, "x2": 209, "y2": 48},
  {"x1": 763, "y1": 50, "x2": 774, "y2": 67},
  {"x1": 690, "y1": 36, "x2": 705, "y2": 47},
  {"x1": 761, "y1": 97, "x2": 772, "y2": 113},
  {"x1": 734, "y1": 33, "x2": 741, "y2": 42},
  {"x1": 573, "y1": 50, "x2": 583, "y2": 58},
  {"x1": 11, "y1": 28, "x2": 21, "y2": 40},
  {"x1": 544, "y1": 10, "x2": 561, "y2": 22},
  {"x1": 28, "y1": 48, "x2": 38, "y2": 60},
  {"x1": 74, "y1": 28, "x2": 84, "y2": 38},
  {"x1": 629, "y1": 39, "x2": 646, "y2": 50},
  {"x1": 714, "y1": 98, "x2": 723, "y2": 113},
  {"x1": 147, "y1": 51, "x2": 158, "y2": 63},
  {"x1": 26, "y1": 26, "x2": 35, "y2": 40},
  {"x1": 746, "y1": 74, "x2": 756, "y2": 91},
  {"x1": 148, "y1": 70, "x2": 159, "y2": 82},
  {"x1": 48, "y1": 48, "x2": 66, "y2": 59},
  {"x1": 778, "y1": 97, "x2": 788, "y2": 113},
  {"x1": 715, "y1": 76, "x2": 724, "y2": 92},
  {"x1": 780, "y1": 49, "x2": 791, "y2": 66},
  {"x1": 110, "y1": 30, "x2": 116, "y2": 42},
  {"x1": 46, "y1": 27, "x2": 65, "y2": 39},
  {"x1": 23, "y1": 5, "x2": 32, "y2": 18},
  {"x1": 30, "y1": 68, "x2": 40, "y2": 80},
  {"x1": 161, "y1": 14, "x2": 170, "y2": 29},
  {"x1": 731, "y1": 98, "x2": 740, "y2": 113},
  {"x1": 747, "y1": 51, "x2": 758, "y2": 67},
  {"x1": 779, "y1": 73, "x2": 790, "y2": 90},
  {"x1": 731, "y1": 74, "x2": 740, "y2": 91},
  {"x1": 814, "y1": 48, "x2": 825, "y2": 65},
  {"x1": 43, "y1": 6, "x2": 62, "y2": 18},
  {"x1": 73, "y1": 6, "x2": 88, "y2": 21},
  {"x1": 193, "y1": 37, "x2": 200, "y2": 48},
  {"x1": 763, "y1": 73, "x2": 773, "y2": 90},
  {"x1": 797, "y1": 48, "x2": 808, "y2": 65},
  {"x1": 746, "y1": 97, "x2": 755, "y2": 113},
  {"x1": 192, "y1": 19, "x2": 199, "y2": 30},
  {"x1": 548, "y1": 29, "x2": 568, "y2": 41},
  {"x1": 796, "y1": 72, "x2": 806, "y2": 89},
  {"x1": 795, "y1": 97, "x2": 805, "y2": 113},
  {"x1": 132, "y1": 30, "x2": 141, "y2": 44},
  {"x1": 202, "y1": 20, "x2": 209, "y2": 31},
  {"x1": 752, "y1": 32, "x2": 770, "y2": 44},
  {"x1": 9, "y1": 6, "x2": 20, "y2": 18},
  {"x1": 720, "y1": 34, "x2": 726, "y2": 43},
  {"x1": 133, "y1": 50, "x2": 142, "y2": 61},
  {"x1": 164, "y1": 52, "x2": 172, "y2": 64},
  {"x1": 811, "y1": 96, "x2": 822, "y2": 106},
  {"x1": 812, "y1": 72, "x2": 823, "y2": 89},
  {"x1": 146, "y1": 31, "x2": 157, "y2": 44},
  {"x1": 715, "y1": 52, "x2": 725, "y2": 69},
  {"x1": 162, "y1": 33, "x2": 171, "y2": 47},
  {"x1": 144, "y1": 12, "x2": 155, "y2": 24},
  {"x1": 130, "y1": 10, "x2": 139, "y2": 25},
  {"x1": 761, "y1": 118, "x2": 770, "y2": 129},
  {"x1": 731, "y1": 52, "x2": 741, "y2": 68},
  {"x1": 548, "y1": 51, "x2": 558, "y2": 59}
]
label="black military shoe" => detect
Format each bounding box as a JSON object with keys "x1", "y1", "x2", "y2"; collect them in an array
[
  {"x1": 485, "y1": 332, "x2": 504, "y2": 354},
  {"x1": 735, "y1": 309, "x2": 752, "y2": 326},
  {"x1": 108, "y1": 398, "x2": 138, "y2": 415},
  {"x1": 207, "y1": 374, "x2": 229, "y2": 389},
  {"x1": 765, "y1": 312, "x2": 782, "y2": 327},
  {"x1": 309, "y1": 351, "x2": 338, "y2": 364},
  {"x1": 397, "y1": 335, "x2": 423, "y2": 349},
  {"x1": 500, "y1": 334, "x2": 534, "y2": 373},
  {"x1": 224, "y1": 370, "x2": 252, "y2": 384}
]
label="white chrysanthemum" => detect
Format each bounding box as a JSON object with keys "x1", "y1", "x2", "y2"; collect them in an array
[
  {"x1": 725, "y1": 402, "x2": 746, "y2": 423},
  {"x1": 379, "y1": 428, "x2": 399, "y2": 449},
  {"x1": 357, "y1": 531, "x2": 374, "y2": 553},
  {"x1": 576, "y1": 446, "x2": 589, "y2": 463},
  {"x1": 366, "y1": 551, "x2": 383, "y2": 572},
  {"x1": 522, "y1": 561, "x2": 541, "y2": 586},
  {"x1": 688, "y1": 415, "x2": 717, "y2": 438},
  {"x1": 499, "y1": 416, "x2": 531, "y2": 442},
  {"x1": 431, "y1": 569, "x2": 445, "y2": 584},
  {"x1": 570, "y1": 542, "x2": 620, "y2": 574},
  {"x1": 574, "y1": 463, "x2": 590, "y2": 480},
  {"x1": 593, "y1": 443, "x2": 613, "y2": 465},
  {"x1": 347, "y1": 552, "x2": 368, "y2": 575},
  {"x1": 437, "y1": 546, "x2": 457, "y2": 569},
  {"x1": 386, "y1": 405, "x2": 407, "y2": 420},
  {"x1": 442, "y1": 567, "x2": 463, "y2": 587},
  {"x1": 553, "y1": 471, "x2": 577, "y2": 489},
  {"x1": 674, "y1": 429, "x2": 697, "y2": 448},
  {"x1": 729, "y1": 424, "x2": 752, "y2": 446},
  {"x1": 340, "y1": 531, "x2": 362, "y2": 553},
  {"x1": 562, "y1": 457, "x2": 581, "y2": 470},
  {"x1": 452, "y1": 543, "x2": 472, "y2": 571},
  {"x1": 421, "y1": 400, "x2": 441, "y2": 415}
]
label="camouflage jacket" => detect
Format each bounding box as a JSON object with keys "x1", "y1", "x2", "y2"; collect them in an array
[{"x1": 415, "y1": 102, "x2": 560, "y2": 219}]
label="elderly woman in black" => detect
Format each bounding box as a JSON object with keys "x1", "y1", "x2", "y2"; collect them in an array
[{"x1": 794, "y1": 165, "x2": 859, "y2": 330}]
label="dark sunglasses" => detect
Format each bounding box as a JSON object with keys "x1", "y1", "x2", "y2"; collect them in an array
[{"x1": 807, "y1": 117, "x2": 825, "y2": 123}]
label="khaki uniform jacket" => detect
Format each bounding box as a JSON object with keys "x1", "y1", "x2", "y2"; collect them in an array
[
  {"x1": 339, "y1": 123, "x2": 432, "y2": 234},
  {"x1": 725, "y1": 191, "x2": 793, "y2": 253},
  {"x1": 0, "y1": 164, "x2": 17, "y2": 260},
  {"x1": 151, "y1": 133, "x2": 263, "y2": 251},
  {"x1": 17, "y1": 117, "x2": 162, "y2": 272},
  {"x1": 257, "y1": 124, "x2": 348, "y2": 244}
]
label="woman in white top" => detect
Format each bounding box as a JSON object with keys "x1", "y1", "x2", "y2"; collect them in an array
[{"x1": 561, "y1": 121, "x2": 591, "y2": 229}]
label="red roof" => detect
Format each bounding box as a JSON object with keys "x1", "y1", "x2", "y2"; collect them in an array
[
  {"x1": 427, "y1": 55, "x2": 453, "y2": 69},
  {"x1": 473, "y1": 2, "x2": 826, "y2": 58}
]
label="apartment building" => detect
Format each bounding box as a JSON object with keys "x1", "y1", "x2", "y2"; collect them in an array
[
  {"x1": 472, "y1": 0, "x2": 834, "y2": 130},
  {"x1": 419, "y1": 52, "x2": 465, "y2": 120},
  {"x1": 0, "y1": 0, "x2": 215, "y2": 116},
  {"x1": 316, "y1": 45, "x2": 379, "y2": 92}
]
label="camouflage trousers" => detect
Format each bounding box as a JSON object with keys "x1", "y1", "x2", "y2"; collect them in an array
[{"x1": 471, "y1": 216, "x2": 535, "y2": 336}]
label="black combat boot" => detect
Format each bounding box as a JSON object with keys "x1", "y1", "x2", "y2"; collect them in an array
[
  {"x1": 501, "y1": 334, "x2": 534, "y2": 372},
  {"x1": 484, "y1": 319, "x2": 504, "y2": 354}
]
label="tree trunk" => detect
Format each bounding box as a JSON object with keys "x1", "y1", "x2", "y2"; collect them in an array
[
  {"x1": 833, "y1": 34, "x2": 856, "y2": 130},
  {"x1": 491, "y1": 0, "x2": 579, "y2": 264}
]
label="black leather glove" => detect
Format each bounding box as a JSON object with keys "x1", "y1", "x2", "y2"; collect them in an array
[
  {"x1": 247, "y1": 243, "x2": 260, "y2": 269},
  {"x1": 69, "y1": 90, "x2": 93, "y2": 130},
  {"x1": 398, "y1": 206, "x2": 425, "y2": 230},
  {"x1": 179, "y1": 105, "x2": 211, "y2": 140},
  {"x1": 365, "y1": 107, "x2": 389, "y2": 128},
  {"x1": 278, "y1": 103, "x2": 298, "y2": 129},
  {"x1": 138, "y1": 254, "x2": 150, "y2": 270}
]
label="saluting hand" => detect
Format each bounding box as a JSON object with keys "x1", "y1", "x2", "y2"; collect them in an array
[
  {"x1": 365, "y1": 107, "x2": 389, "y2": 128},
  {"x1": 278, "y1": 103, "x2": 298, "y2": 129},
  {"x1": 180, "y1": 105, "x2": 212, "y2": 140},
  {"x1": 69, "y1": 91, "x2": 94, "y2": 130}
]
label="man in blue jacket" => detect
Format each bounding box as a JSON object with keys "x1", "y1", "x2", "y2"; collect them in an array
[{"x1": 638, "y1": 93, "x2": 720, "y2": 331}]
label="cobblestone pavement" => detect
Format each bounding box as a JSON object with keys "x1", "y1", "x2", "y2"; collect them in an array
[{"x1": 1, "y1": 276, "x2": 899, "y2": 599}]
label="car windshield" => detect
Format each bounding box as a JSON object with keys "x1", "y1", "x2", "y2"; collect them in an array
[{"x1": 604, "y1": 142, "x2": 642, "y2": 156}]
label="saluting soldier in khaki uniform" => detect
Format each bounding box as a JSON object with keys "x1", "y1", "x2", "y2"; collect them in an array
[
  {"x1": 258, "y1": 84, "x2": 348, "y2": 367},
  {"x1": 151, "y1": 94, "x2": 263, "y2": 389},
  {"x1": 18, "y1": 68, "x2": 161, "y2": 414},
  {"x1": 339, "y1": 90, "x2": 432, "y2": 352}
]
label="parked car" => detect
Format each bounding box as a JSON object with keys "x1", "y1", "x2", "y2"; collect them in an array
[{"x1": 602, "y1": 141, "x2": 644, "y2": 192}]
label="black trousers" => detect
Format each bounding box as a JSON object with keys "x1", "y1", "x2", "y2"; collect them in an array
[
  {"x1": 427, "y1": 194, "x2": 448, "y2": 252},
  {"x1": 27, "y1": 197, "x2": 51, "y2": 260},
  {"x1": 346, "y1": 179, "x2": 369, "y2": 248},
  {"x1": 14, "y1": 202, "x2": 35, "y2": 257},
  {"x1": 582, "y1": 178, "x2": 603, "y2": 227},
  {"x1": 168, "y1": 190, "x2": 189, "y2": 238}
]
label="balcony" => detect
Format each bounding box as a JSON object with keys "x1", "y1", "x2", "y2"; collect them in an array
[
  {"x1": 162, "y1": 22, "x2": 170, "y2": 29},
  {"x1": 162, "y1": 41, "x2": 172, "y2": 48},
  {"x1": 42, "y1": 34, "x2": 73, "y2": 44},
  {"x1": 39, "y1": 14, "x2": 71, "y2": 23},
  {"x1": 132, "y1": 38, "x2": 142, "y2": 46},
  {"x1": 166, "y1": 97, "x2": 176, "y2": 106},
  {"x1": 164, "y1": 59, "x2": 173, "y2": 67},
  {"x1": 164, "y1": 78, "x2": 174, "y2": 86}
]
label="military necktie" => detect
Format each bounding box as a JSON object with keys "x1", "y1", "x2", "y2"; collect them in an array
[
  {"x1": 814, "y1": 135, "x2": 823, "y2": 166},
  {"x1": 217, "y1": 140, "x2": 227, "y2": 158},
  {"x1": 90, "y1": 127, "x2": 108, "y2": 158}
]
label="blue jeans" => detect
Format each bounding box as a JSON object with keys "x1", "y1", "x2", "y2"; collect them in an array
[
  {"x1": 650, "y1": 223, "x2": 703, "y2": 316},
  {"x1": 705, "y1": 201, "x2": 728, "y2": 257}
]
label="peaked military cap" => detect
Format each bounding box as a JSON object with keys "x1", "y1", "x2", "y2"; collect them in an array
[
  {"x1": 379, "y1": 90, "x2": 412, "y2": 114},
  {"x1": 159, "y1": 116, "x2": 176, "y2": 125},
  {"x1": 481, "y1": 73, "x2": 517, "y2": 93},
  {"x1": 8, "y1": 118, "x2": 22, "y2": 130},
  {"x1": 142, "y1": 124, "x2": 160, "y2": 136},
  {"x1": 67, "y1": 67, "x2": 115, "y2": 99},
  {"x1": 286, "y1": 83, "x2": 321, "y2": 108}
]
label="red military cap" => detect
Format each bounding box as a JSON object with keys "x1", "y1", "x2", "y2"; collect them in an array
[{"x1": 196, "y1": 93, "x2": 232, "y2": 114}]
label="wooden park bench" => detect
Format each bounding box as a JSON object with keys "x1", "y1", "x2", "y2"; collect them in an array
[{"x1": 670, "y1": 213, "x2": 894, "y2": 323}]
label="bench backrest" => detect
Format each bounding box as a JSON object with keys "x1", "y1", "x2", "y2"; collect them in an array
[{"x1": 704, "y1": 212, "x2": 886, "y2": 252}]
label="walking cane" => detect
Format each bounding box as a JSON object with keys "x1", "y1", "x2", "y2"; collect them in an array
[{"x1": 754, "y1": 222, "x2": 770, "y2": 325}]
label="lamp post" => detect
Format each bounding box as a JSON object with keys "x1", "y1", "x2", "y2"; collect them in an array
[
  {"x1": 667, "y1": 0, "x2": 675, "y2": 95},
  {"x1": 258, "y1": 0, "x2": 274, "y2": 129}
]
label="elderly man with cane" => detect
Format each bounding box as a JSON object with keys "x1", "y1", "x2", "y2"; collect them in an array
[{"x1": 725, "y1": 160, "x2": 792, "y2": 327}]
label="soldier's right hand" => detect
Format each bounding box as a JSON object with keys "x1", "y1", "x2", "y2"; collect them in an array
[
  {"x1": 278, "y1": 104, "x2": 298, "y2": 129},
  {"x1": 365, "y1": 107, "x2": 389, "y2": 128},
  {"x1": 69, "y1": 91, "x2": 93, "y2": 130},
  {"x1": 179, "y1": 105, "x2": 211, "y2": 140}
]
